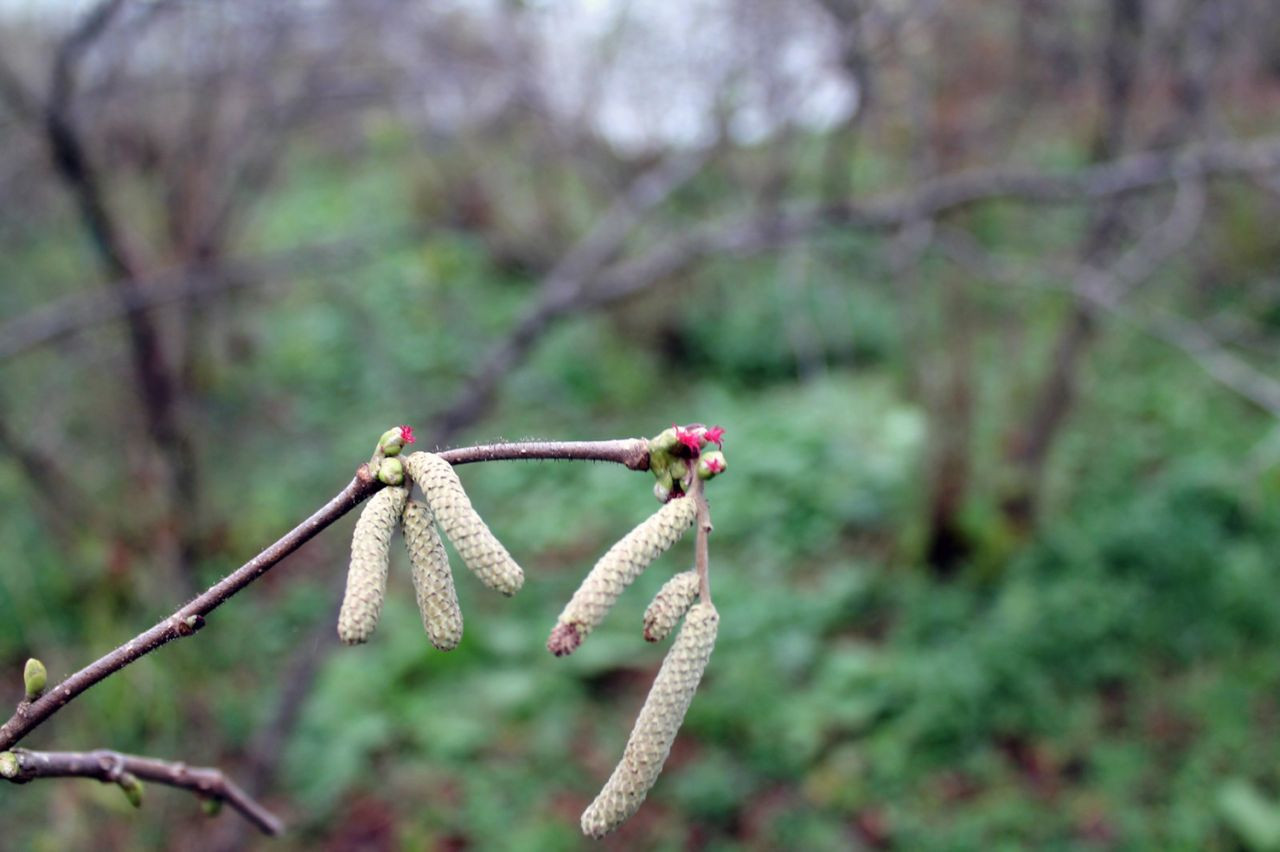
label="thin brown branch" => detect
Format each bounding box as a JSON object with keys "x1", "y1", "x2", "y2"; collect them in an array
[
  {"x1": 0, "y1": 747, "x2": 283, "y2": 836},
  {"x1": 691, "y1": 477, "x2": 712, "y2": 605},
  {"x1": 440, "y1": 438, "x2": 650, "y2": 470},
  {"x1": 0, "y1": 437, "x2": 649, "y2": 752}
]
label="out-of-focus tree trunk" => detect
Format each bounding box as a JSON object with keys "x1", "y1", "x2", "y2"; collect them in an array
[
  {"x1": 1000, "y1": 0, "x2": 1147, "y2": 534},
  {"x1": 914, "y1": 7, "x2": 984, "y2": 577},
  {"x1": 922, "y1": 269, "x2": 977, "y2": 576}
]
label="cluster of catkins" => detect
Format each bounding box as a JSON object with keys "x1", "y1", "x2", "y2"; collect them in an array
[
  {"x1": 337, "y1": 426, "x2": 523, "y2": 649},
  {"x1": 338, "y1": 424, "x2": 727, "y2": 838}
]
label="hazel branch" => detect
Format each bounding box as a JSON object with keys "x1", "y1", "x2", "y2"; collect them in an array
[
  {"x1": 0, "y1": 436, "x2": 649, "y2": 752},
  {"x1": 691, "y1": 476, "x2": 713, "y2": 605},
  {"x1": 0, "y1": 748, "x2": 283, "y2": 836}
]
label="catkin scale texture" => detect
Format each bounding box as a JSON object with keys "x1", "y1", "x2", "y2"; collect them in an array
[
  {"x1": 403, "y1": 500, "x2": 464, "y2": 650},
  {"x1": 581, "y1": 602, "x2": 719, "y2": 838},
  {"x1": 643, "y1": 570, "x2": 700, "y2": 642},
  {"x1": 553, "y1": 496, "x2": 696, "y2": 646},
  {"x1": 403, "y1": 452, "x2": 524, "y2": 595},
  {"x1": 337, "y1": 484, "x2": 408, "y2": 644}
]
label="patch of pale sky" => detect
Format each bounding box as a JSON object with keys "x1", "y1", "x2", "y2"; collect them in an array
[{"x1": 1, "y1": 0, "x2": 857, "y2": 153}]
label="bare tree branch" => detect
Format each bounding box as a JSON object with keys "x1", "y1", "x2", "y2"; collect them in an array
[
  {"x1": 0, "y1": 747, "x2": 283, "y2": 836},
  {"x1": 496, "y1": 135, "x2": 1280, "y2": 347},
  {"x1": 428, "y1": 152, "x2": 708, "y2": 442},
  {"x1": 934, "y1": 192, "x2": 1280, "y2": 426},
  {"x1": 1078, "y1": 177, "x2": 1207, "y2": 307},
  {"x1": 1117, "y1": 307, "x2": 1280, "y2": 419},
  {"x1": 38, "y1": 0, "x2": 204, "y2": 591},
  {"x1": 0, "y1": 229, "x2": 420, "y2": 364},
  {"x1": 0, "y1": 397, "x2": 105, "y2": 543}
]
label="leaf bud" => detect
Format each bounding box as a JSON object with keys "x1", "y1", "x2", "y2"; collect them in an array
[
  {"x1": 377, "y1": 456, "x2": 405, "y2": 486},
  {"x1": 23, "y1": 658, "x2": 46, "y2": 700}
]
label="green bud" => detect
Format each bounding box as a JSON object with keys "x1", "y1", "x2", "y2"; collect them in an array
[
  {"x1": 377, "y1": 457, "x2": 405, "y2": 486},
  {"x1": 668, "y1": 459, "x2": 688, "y2": 484},
  {"x1": 23, "y1": 658, "x2": 46, "y2": 700},
  {"x1": 649, "y1": 428, "x2": 679, "y2": 454},
  {"x1": 697, "y1": 451, "x2": 727, "y2": 480},
  {"x1": 0, "y1": 752, "x2": 18, "y2": 779},
  {"x1": 378, "y1": 426, "x2": 413, "y2": 456},
  {"x1": 648, "y1": 448, "x2": 671, "y2": 477},
  {"x1": 653, "y1": 481, "x2": 671, "y2": 503},
  {"x1": 118, "y1": 773, "x2": 144, "y2": 808},
  {"x1": 201, "y1": 796, "x2": 223, "y2": 817}
]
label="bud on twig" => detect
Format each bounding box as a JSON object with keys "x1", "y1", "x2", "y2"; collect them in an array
[
  {"x1": 377, "y1": 425, "x2": 415, "y2": 457},
  {"x1": 696, "y1": 451, "x2": 727, "y2": 480},
  {"x1": 118, "y1": 772, "x2": 144, "y2": 808},
  {"x1": 643, "y1": 571, "x2": 700, "y2": 642},
  {"x1": 23, "y1": 658, "x2": 46, "y2": 700},
  {"x1": 649, "y1": 428, "x2": 679, "y2": 455},
  {"x1": 403, "y1": 452, "x2": 524, "y2": 596},
  {"x1": 376, "y1": 457, "x2": 405, "y2": 486},
  {"x1": 0, "y1": 752, "x2": 17, "y2": 779},
  {"x1": 581, "y1": 602, "x2": 719, "y2": 838},
  {"x1": 548, "y1": 495, "x2": 696, "y2": 656},
  {"x1": 402, "y1": 500, "x2": 463, "y2": 650},
  {"x1": 337, "y1": 485, "x2": 409, "y2": 644},
  {"x1": 201, "y1": 796, "x2": 223, "y2": 817}
]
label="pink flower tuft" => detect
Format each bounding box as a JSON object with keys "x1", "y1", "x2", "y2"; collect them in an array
[
  {"x1": 674, "y1": 424, "x2": 702, "y2": 453},
  {"x1": 705, "y1": 456, "x2": 725, "y2": 474},
  {"x1": 399, "y1": 425, "x2": 416, "y2": 445},
  {"x1": 704, "y1": 425, "x2": 725, "y2": 447}
]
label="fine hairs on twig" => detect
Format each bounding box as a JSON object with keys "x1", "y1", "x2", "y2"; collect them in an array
[{"x1": 1, "y1": 423, "x2": 726, "y2": 838}]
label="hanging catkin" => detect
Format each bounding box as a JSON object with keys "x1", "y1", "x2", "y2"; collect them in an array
[
  {"x1": 548, "y1": 496, "x2": 696, "y2": 656},
  {"x1": 643, "y1": 570, "x2": 700, "y2": 643},
  {"x1": 581, "y1": 601, "x2": 719, "y2": 838},
  {"x1": 402, "y1": 499, "x2": 463, "y2": 650},
  {"x1": 337, "y1": 484, "x2": 409, "y2": 644},
  {"x1": 403, "y1": 452, "x2": 524, "y2": 596}
]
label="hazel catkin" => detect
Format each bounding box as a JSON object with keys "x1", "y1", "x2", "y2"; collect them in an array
[
  {"x1": 402, "y1": 499, "x2": 463, "y2": 650},
  {"x1": 580, "y1": 601, "x2": 720, "y2": 838},
  {"x1": 642, "y1": 570, "x2": 700, "y2": 643},
  {"x1": 337, "y1": 484, "x2": 409, "y2": 644},
  {"x1": 403, "y1": 452, "x2": 524, "y2": 596},
  {"x1": 548, "y1": 495, "x2": 696, "y2": 656}
]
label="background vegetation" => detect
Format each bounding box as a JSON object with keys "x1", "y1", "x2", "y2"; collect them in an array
[{"x1": 4, "y1": 1, "x2": 1280, "y2": 849}]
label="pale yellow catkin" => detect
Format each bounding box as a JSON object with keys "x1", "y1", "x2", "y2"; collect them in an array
[
  {"x1": 403, "y1": 452, "x2": 524, "y2": 596},
  {"x1": 402, "y1": 499, "x2": 464, "y2": 650},
  {"x1": 581, "y1": 602, "x2": 720, "y2": 838},
  {"x1": 643, "y1": 570, "x2": 700, "y2": 643},
  {"x1": 337, "y1": 484, "x2": 408, "y2": 644},
  {"x1": 550, "y1": 496, "x2": 696, "y2": 654}
]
